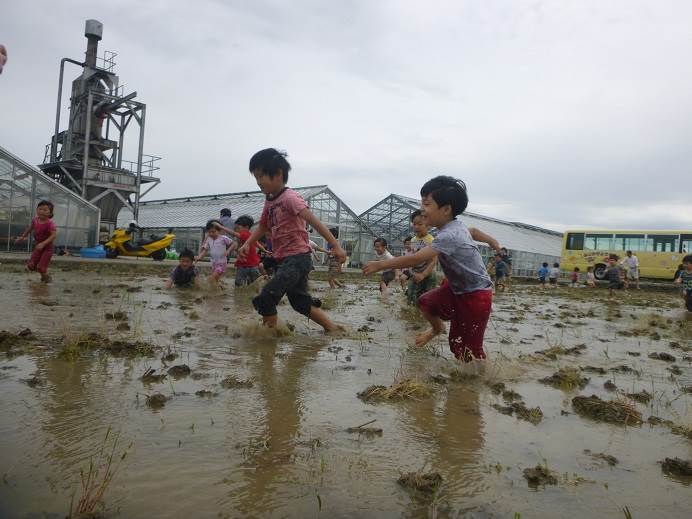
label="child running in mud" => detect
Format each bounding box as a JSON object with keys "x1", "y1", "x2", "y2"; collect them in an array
[
  {"x1": 399, "y1": 236, "x2": 414, "y2": 291},
  {"x1": 538, "y1": 262, "x2": 549, "y2": 288},
  {"x1": 372, "y1": 238, "x2": 399, "y2": 295},
  {"x1": 605, "y1": 254, "x2": 624, "y2": 300},
  {"x1": 586, "y1": 266, "x2": 596, "y2": 287},
  {"x1": 195, "y1": 220, "x2": 234, "y2": 289},
  {"x1": 165, "y1": 249, "x2": 200, "y2": 289},
  {"x1": 548, "y1": 262, "x2": 560, "y2": 288},
  {"x1": 493, "y1": 253, "x2": 508, "y2": 293},
  {"x1": 363, "y1": 176, "x2": 498, "y2": 362},
  {"x1": 673, "y1": 254, "x2": 692, "y2": 311},
  {"x1": 15, "y1": 200, "x2": 57, "y2": 283},
  {"x1": 406, "y1": 210, "x2": 437, "y2": 304},
  {"x1": 326, "y1": 227, "x2": 345, "y2": 288},
  {"x1": 215, "y1": 215, "x2": 265, "y2": 287},
  {"x1": 570, "y1": 267, "x2": 580, "y2": 288},
  {"x1": 237, "y1": 148, "x2": 346, "y2": 332}
]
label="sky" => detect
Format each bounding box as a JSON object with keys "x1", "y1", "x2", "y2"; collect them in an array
[{"x1": 2, "y1": 0, "x2": 692, "y2": 231}]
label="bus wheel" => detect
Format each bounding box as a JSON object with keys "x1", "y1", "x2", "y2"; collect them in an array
[{"x1": 594, "y1": 263, "x2": 607, "y2": 280}]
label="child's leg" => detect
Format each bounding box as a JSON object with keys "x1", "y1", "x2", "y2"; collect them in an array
[
  {"x1": 254, "y1": 255, "x2": 311, "y2": 328},
  {"x1": 284, "y1": 256, "x2": 341, "y2": 332},
  {"x1": 37, "y1": 246, "x2": 53, "y2": 275},
  {"x1": 27, "y1": 246, "x2": 44, "y2": 272},
  {"x1": 416, "y1": 284, "x2": 454, "y2": 347},
  {"x1": 448, "y1": 289, "x2": 493, "y2": 361}
]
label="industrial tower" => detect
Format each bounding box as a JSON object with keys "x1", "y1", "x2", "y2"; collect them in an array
[{"x1": 40, "y1": 19, "x2": 160, "y2": 232}]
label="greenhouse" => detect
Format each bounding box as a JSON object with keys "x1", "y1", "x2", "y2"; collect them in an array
[
  {"x1": 360, "y1": 193, "x2": 562, "y2": 276},
  {"x1": 0, "y1": 146, "x2": 100, "y2": 251},
  {"x1": 117, "y1": 185, "x2": 377, "y2": 266}
]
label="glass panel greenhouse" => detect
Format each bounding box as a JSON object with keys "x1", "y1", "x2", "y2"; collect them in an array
[
  {"x1": 360, "y1": 194, "x2": 562, "y2": 276},
  {"x1": 0, "y1": 146, "x2": 101, "y2": 251},
  {"x1": 117, "y1": 186, "x2": 377, "y2": 266}
]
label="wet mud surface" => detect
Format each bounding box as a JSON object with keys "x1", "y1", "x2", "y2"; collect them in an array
[{"x1": 1, "y1": 262, "x2": 691, "y2": 518}]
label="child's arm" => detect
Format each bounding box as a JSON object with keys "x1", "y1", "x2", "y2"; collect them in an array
[
  {"x1": 469, "y1": 227, "x2": 502, "y2": 253},
  {"x1": 165, "y1": 278, "x2": 174, "y2": 289},
  {"x1": 14, "y1": 222, "x2": 33, "y2": 243},
  {"x1": 298, "y1": 208, "x2": 346, "y2": 262},
  {"x1": 225, "y1": 239, "x2": 236, "y2": 256},
  {"x1": 36, "y1": 229, "x2": 57, "y2": 250},
  {"x1": 237, "y1": 223, "x2": 268, "y2": 260},
  {"x1": 195, "y1": 247, "x2": 207, "y2": 262},
  {"x1": 413, "y1": 255, "x2": 437, "y2": 283},
  {"x1": 215, "y1": 222, "x2": 240, "y2": 239},
  {"x1": 673, "y1": 276, "x2": 682, "y2": 285},
  {"x1": 363, "y1": 246, "x2": 437, "y2": 275},
  {"x1": 256, "y1": 242, "x2": 270, "y2": 255}
]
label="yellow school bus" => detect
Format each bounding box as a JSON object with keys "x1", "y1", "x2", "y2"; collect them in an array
[{"x1": 561, "y1": 230, "x2": 692, "y2": 280}]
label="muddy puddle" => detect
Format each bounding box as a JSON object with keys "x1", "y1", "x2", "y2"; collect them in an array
[{"x1": 1, "y1": 263, "x2": 691, "y2": 518}]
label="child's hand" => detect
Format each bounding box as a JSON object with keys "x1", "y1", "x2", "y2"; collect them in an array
[
  {"x1": 412, "y1": 272, "x2": 425, "y2": 283},
  {"x1": 193, "y1": 255, "x2": 200, "y2": 262},
  {"x1": 237, "y1": 244, "x2": 249, "y2": 261},
  {"x1": 36, "y1": 242, "x2": 45, "y2": 251},
  {"x1": 14, "y1": 236, "x2": 25, "y2": 243},
  {"x1": 362, "y1": 261, "x2": 380, "y2": 276},
  {"x1": 332, "y1": 246, "x2": 346, "y2": 264}
]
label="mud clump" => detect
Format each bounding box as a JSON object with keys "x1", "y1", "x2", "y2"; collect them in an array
[
  {"x1": 491, "y1": 402, "x2": 543, "y2": 425},
  {"x1": 116, "y1": 322, "x2": 130, "y2": 331},
  {"x1": 626, "y1": 390, "x2": 652, "y2": 404},
  {"x1": 195, "y1": 390, "x2": 218, "y2": 397},
  {"x1": 161, "y1": 352, "x2": 177, "y2": 362},
  {"x1": 540, "y1": 368, "x2": 589, "y2": 390},
  {"x1": 397, "y1": 471, "x2": 442, "y2": 497},
  {"x1": 487, "y1": 382, "x2": 505, "y2": 394},
  {"x1": 502, "y1": 389, "x2": 523, "y2": 402},
  {"x1": 604, "y1": 380, "x2": 617, "y2": 391},
  {"x1": 523, "y1": 465, "x2": 557, "y2": 487},
  {"x1": 221, "y1": 375, "x2": 254, "y2": 389},
  {"x1": 572, "y1": 395, "x2": 642, "y2": 425},
  {"x1": 0, "y1": 329, "x2": 34, "y2": 352},
  {"x1": 358, "y1": 379, "x2": 431, "y2": 403},
  {"x1": 661, "y1": 458, "x2": 692, "y2": 477},
  {"x1": 141, "y1": 368, "x2": 167, "y2": 384},
  {"x1": 584, "y1": 449, "x2": 618, "y2": 466},
  {"x1": 146, "y1": 393, "x2": 168, "y2": 409},
  {"x1": 346, "y1": 426, "x2": 383, "y2": 437},
  {"x1": 60, "y1": 333, "x2": 158, "y2": 358},
  {"x1": 581, "y1": 365, "x2": 607, "y2": 375},
  {"x1": 105, "y1": 311, "x2": 127, "y2": 321},
  {"x1": 535, "y1": 344, "x2": 586, "y2": 360},
  {"x1": 23, "y1": 375, "x2": 45, "y2": 387},
  {"x1": 648, "y1": 352, "x2": 676, "y2": 362},
  {"x1": 167, "y1": 365, "x2": 191, "y2": 378}
]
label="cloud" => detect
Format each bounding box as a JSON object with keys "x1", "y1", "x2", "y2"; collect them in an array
[{"x1": 1, "y1": 0, "x2": 691, "y2": 231}]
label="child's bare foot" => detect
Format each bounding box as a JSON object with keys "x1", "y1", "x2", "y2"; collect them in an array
[
  {"x1": 40, "y1": 273, "x2": 51, "y2": 283},
  {"x1": 415, "y1": 327, "x2": 443, "y2": 347},
  {"x1": 325, "y1": 323, "x2": 347, "y2": 335}
]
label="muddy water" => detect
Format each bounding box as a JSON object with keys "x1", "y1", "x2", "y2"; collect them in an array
[{"x1": 1, "y1": 264, "x2": 691, "y2": 518}]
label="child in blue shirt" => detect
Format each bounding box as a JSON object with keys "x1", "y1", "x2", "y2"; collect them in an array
[{"x1": 538, "y1": 262, "x2": 549, "y2": 288}]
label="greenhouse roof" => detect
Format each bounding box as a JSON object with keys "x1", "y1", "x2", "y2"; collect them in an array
[
  {"x1": 361, "y1": 194, "x2": 563, "y2": 256},
  {"x1": 117, "y1": 186, "x2": 331, "y2": 229}
]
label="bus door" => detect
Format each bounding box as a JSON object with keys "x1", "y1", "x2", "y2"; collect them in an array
[{"x1": 681, "y1": 234, "x2": 692, "y2": 254}]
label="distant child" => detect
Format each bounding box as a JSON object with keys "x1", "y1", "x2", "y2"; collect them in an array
[
  {"x1": 407, "y1": 210, "x2": 437, "y2": 304},
  {"x1": 570, "y1": 267, "x2": 580, "y2": 288},
  {"x1": 165, "y1": 249, "x2": 200, "y2": 289},
  {"x1": 548, "y1": 262, "x2": 560, "y2": 287},
  {"x1": 500, "y1": 247, "x2": 513, "y2": 290},
  {"x1": 195, "y1": 220, "x2": 234, "y2": 289},
  {"x1": 258, "y1": 236, "x2": 276, "y2": 278},
  {"x1": 493, "y1": 254, "x2": 508, "y2": 293},
  {"x1": 15, "y1": 200, "x2": 56, "y2": 283},
  {"x1": 621, "y1": 250, "x2": 640, "y2": 290},
  {"x1": 586, "y1": 266, "x2": 596, "y2": 287},
  {"x1": 605, "y1": 254, "x2": 624, "y2": 300},
  {"x1": 215, "y1": 215, "x2": 264, "y2": 286},
  {"x1": 673, "y1": 254, "x2": 692, "y2": 311},
  {"x1": 373, "y1": 238, "x2": 399, "y2": 294},
  {"x1": 363, "y1": 176, "x2": 497, "y2": 362},
  {"x1": 237, "y1": 148, "x2": 346, "y2": 332},
  {"x1": 538, "y1": 262, "x2": 549, "y2": 288},
  {"x1": 399, "y1": 236, "x2": 414, "y2": 291},
  {"x1": 326, "y1": 227, "x2": 345, "y2": 288}
]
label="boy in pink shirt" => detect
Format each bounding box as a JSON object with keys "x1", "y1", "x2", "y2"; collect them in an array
[
  {"x1": 15, "y1": 200, "x2": 57, "y2": 283},
  {"x1": 237, "y1": 148, "x2": 346, "y2": 332}
]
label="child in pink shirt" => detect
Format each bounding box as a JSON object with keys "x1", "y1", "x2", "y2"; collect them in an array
[
  {"x1": 237, "y1": 148, "x2": 346, "y2": 332},
  {"x1": 15, "y1": 200, "x2": 57, "y2": 283},
  {"x1": 195, "y1": 220, "x2": 234, "y2": 289}
]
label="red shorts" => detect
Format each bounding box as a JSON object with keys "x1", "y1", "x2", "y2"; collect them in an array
[{"x1": 418, "y1": 281, "x2": 493, "y2": 361}]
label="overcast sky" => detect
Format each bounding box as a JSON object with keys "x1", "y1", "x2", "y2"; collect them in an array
[{"x1": 2, "y1": 0, "x2": 692, "y2": 231}]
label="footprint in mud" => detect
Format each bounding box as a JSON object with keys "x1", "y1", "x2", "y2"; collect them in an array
[
  {"x1": 648, "y1": 352, "x2": 676, "y2": 362},
  {"x1": 583, "y1": 449, "x2": 619, "y2": 466},
  {"x1": 167, "y1": 365, "x2": 191, "y2": 378}
]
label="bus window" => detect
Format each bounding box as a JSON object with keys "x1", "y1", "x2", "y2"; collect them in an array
[
  {"x1": 566, "y1": 233, "x2": 584, "y2": 250},
  {"x1": 584, "y1": 233, "x2": 613, "y2": 251},
  {"x1": 680, "y1": 234, "x2": 692, "y2": 254},
  {"x1": 648, "y1": 234, "x2": 678, "y2": 253},
  {"x1": 615, "y1": 234, "x2": 646, "y2": 251}
]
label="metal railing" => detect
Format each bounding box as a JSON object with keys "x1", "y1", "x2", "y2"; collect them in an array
[{"x1": 121, "y1": 155, "x2": 161, "y2": 177}]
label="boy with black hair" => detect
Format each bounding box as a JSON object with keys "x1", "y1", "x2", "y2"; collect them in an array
[
  {"x1": 237, "y1": 148, "x2": 346, "y2": 332},
  {"x1": 673, "y1": 254, "x2": 692, "y2": 311},
  {"x1": 538, "y1": 262, "x2": 549, "y2": 288},
  {"x1": 363, "y1": 176, "x2": 498, "y2": 362},
  {"x1": 493, "y1": 253, "x2": 508, "y2": 293},
  {"x1": 373, "y1": 237, "x2": 399, "y2": 295},
  {"x1": 605, "y1": 254, "x2": 623, "y2": 300},
  {"x1": 166, "y1": 249, "x2": 200, "y2": 288},
  {"x1": 399, "y1": 236, "x2": 414, "y2": 291},
  {"x1": 407, "y1": 210, "x2": 437, "y2": 304},
  {"x1": 216, "y1": 215, "x2": 263, "y2": 287}
]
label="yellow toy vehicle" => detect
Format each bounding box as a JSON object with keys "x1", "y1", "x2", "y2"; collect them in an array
[{"x1": 104, "y1": 223, "x2": 174, "y2": 261}]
